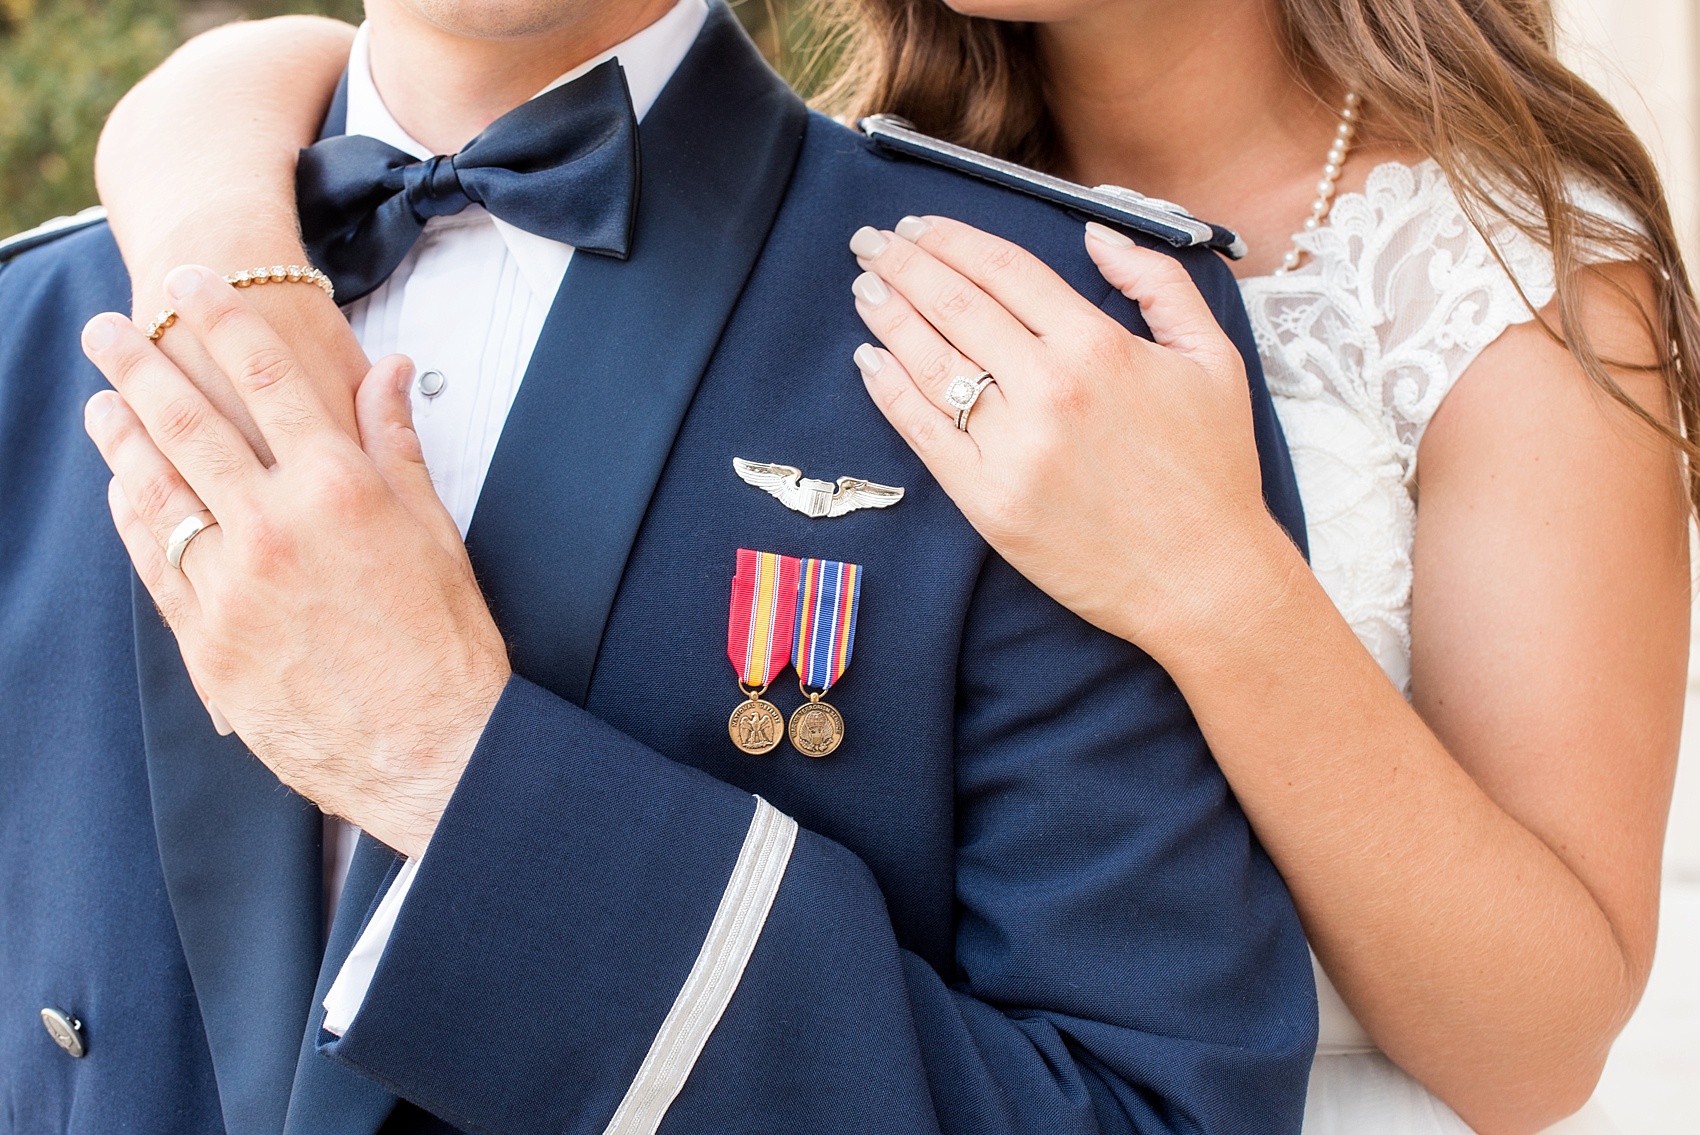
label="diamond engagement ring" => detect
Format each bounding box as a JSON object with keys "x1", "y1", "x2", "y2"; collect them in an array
[
  {"x1": 165, "y1": 512, "x2": 218, "y2": 571},
  {"x1": 945, "y1": 371, "x2": 996, "y2": 431}
]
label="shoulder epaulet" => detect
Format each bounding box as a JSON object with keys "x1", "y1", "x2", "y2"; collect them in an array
[
  {"x1": 859, "y1": 116, "x2": 1245, "y2": 260},
  {"x1": 0, "y1": 206, "x2": 107, "y2": 264}
]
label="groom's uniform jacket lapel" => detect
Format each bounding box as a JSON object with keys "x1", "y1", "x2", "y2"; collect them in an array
[
  {"x1": 463, "y1": 9, "x2": 807, "y2": 707},
  {"x1": 0, "y1": 6, "x2": 1316, "y2": 1134}
]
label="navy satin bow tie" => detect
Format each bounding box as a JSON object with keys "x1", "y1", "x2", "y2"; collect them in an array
[{"x1": 297, "y1": 59, "x2": 640, "y2": 302}]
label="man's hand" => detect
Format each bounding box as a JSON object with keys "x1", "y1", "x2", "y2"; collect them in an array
[{"x1": 81, "y1": 265, "x2": 512, "y2": 858}]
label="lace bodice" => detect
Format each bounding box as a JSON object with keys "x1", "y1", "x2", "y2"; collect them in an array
[{"x1": 1240, "y1": 158, "x2": 1630, "y2": 696}]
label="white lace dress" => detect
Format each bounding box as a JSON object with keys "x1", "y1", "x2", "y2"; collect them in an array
[{"x1": 1238, "y1": 159, "x2": 1629, "y2": 1135}]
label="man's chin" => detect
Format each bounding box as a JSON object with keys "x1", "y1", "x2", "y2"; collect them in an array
[{"x1": 394, "y1": 0, "x2": 599, "y2": 40}]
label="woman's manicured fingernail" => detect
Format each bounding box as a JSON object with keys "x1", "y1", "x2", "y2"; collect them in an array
[
  {"x1": 85, "y1": 391, "x2": 116, "y2": 423},
  {"x1": 853, "y1": 343, "x2": 884, "y2": 376},
  {"x1": 895, "y1": 215, "x2": 931, "y2": 241},
  {"x1": 81, "y1": 315, "x2": 120, "y2": 352},
  {"x1": 852, "y1": 272, "x2": 890, "y2": 306},
  {"x1": 164, "y1": 265, "x2": 207, "y2": 301},
  {"x1": 850, "y1": 226, "x2": 890, "y2": 259},
  {"x1": 208, "y1": 702, "x2": 233, "y2": 736},
  {"x1": 394, "y1": 358, "x2": 416, "y2": 394},
  {"x1": 1085, "y1": 221, "x2": 1135, "y2": 249}
]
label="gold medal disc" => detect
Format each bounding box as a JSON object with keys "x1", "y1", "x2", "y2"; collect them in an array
[
  {"x1": 729, "y1": 697, "x2": 786, "y2": 755},
  {"x1": 788, "y1": 699, "x2": 844, "y2": 758}
]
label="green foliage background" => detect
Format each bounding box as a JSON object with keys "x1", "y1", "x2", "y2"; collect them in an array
[{"x1": 0, "y1": 0, "x2": 824, "y2": 239}]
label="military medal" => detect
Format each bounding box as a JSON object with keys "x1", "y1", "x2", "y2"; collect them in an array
[
  {"x1": 727, "y1": 548, "x2": 802, "y2": 755},
  {"x1": 789, "y1": 557, "x2": 862, "y2": 757}
]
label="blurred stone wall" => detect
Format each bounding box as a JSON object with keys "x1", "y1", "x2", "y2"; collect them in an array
[{"x1": 1556, "y1": 0, "x2": 1700, "y2": 263}]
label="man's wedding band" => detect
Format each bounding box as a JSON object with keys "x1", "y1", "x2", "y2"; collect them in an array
[
  {"x1": 165, "y1": 513, "x2": 218, "y2": 571},
  {"x1": 946, "y1": 371, "x2": 996, "y2": 431}
]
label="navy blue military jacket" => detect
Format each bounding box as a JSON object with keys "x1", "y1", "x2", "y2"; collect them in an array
[{"x1": 0, "y1": 7, "x2": 1316, "y2": 1134}]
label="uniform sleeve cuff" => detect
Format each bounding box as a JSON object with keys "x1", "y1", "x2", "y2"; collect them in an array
[{"x1": 322, "y1": 853, "x2": 422, "y2": 1036}]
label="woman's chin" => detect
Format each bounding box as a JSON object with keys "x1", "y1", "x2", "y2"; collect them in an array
[{"x1": 940, "y1": 0, "x2": 1119, "y2": 24}]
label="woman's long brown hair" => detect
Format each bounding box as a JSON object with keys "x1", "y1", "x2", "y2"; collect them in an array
[{"x1": 812, "y1": 0, "x2": 1700, "y2": 513}]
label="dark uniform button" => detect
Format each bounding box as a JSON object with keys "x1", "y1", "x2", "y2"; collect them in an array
[{"x1": 40, "y1": 1007, "x2": 85, "y2": 1057}]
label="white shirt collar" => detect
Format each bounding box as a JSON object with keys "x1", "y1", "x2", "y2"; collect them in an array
[{"x1": 342, "y1": 0, "x2": 708, "y2": 294}]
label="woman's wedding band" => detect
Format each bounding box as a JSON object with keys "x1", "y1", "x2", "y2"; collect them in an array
[
  {"x1": 946, "y1": 371, "x2": 996, "y2": 431},
  {"x1": 165, "y1": 512, "x2": 218, "y2": 571}
]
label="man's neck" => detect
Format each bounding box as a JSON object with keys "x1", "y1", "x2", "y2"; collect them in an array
[{"x1": 364, "y1": 0, "x2": 678, "y2": 155}]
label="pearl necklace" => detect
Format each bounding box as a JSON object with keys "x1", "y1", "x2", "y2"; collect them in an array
[{"x1": 1276, "y1": 90, "x2": 1361, "y2": 274}]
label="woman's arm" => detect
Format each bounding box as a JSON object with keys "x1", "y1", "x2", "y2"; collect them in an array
[
  {"x1": 96, "y1": 15, "x2": 366, "y2": 451},
  {"x1": 1151, "y1": 261, "x2": 1684, "y2": 1133},
  {"x1": 848, "y1": 216, "x2": 1685, "y2": 1135}
]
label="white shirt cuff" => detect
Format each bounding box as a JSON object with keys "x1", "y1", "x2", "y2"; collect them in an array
[{"x1": 322, "y1": 854, "x2": 422, "y2": 1038}]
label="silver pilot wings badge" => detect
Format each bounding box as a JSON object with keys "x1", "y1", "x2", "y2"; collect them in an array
[{"x1": 733, "y1": 458, "x2": 904, "y2": 519}]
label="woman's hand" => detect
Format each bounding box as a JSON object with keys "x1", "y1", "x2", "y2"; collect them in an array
[{"x1": 849, "y1": 215, "x2": 1299, "y2": 656}]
